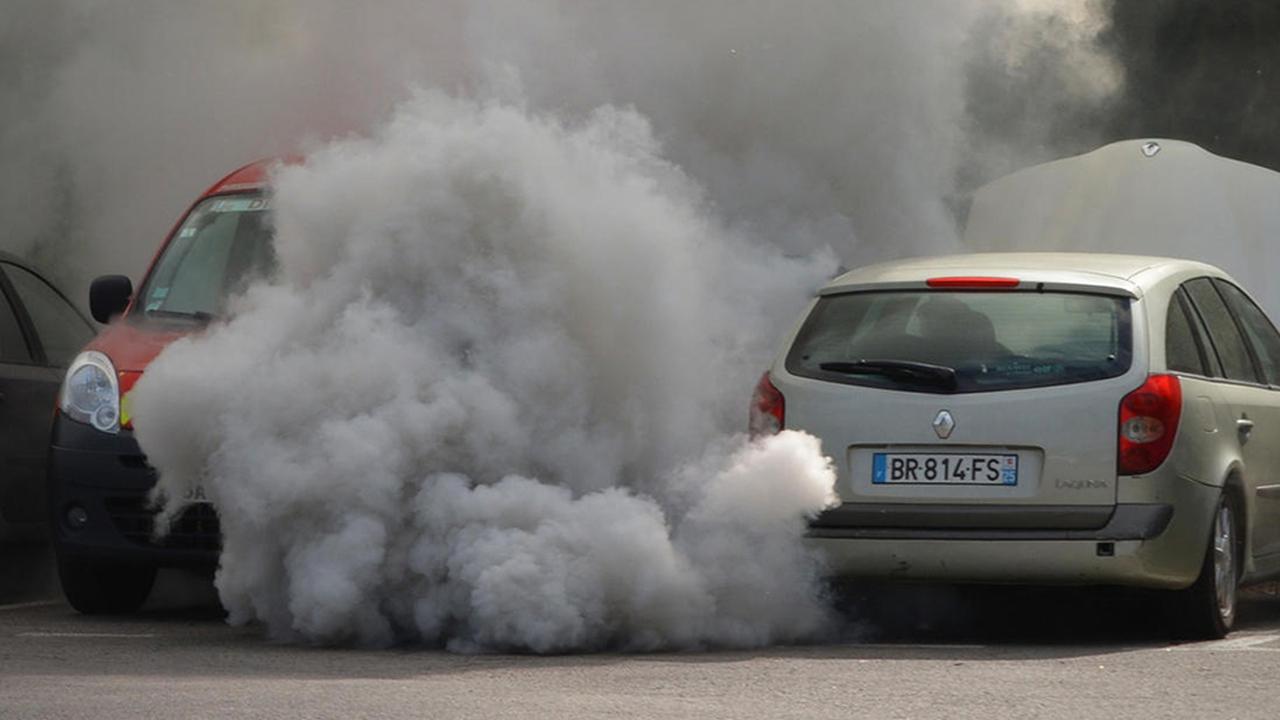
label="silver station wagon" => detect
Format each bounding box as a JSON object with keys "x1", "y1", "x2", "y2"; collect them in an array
[{"x1": 753, "y1": 252, "x2": 1280, "y2": 638}]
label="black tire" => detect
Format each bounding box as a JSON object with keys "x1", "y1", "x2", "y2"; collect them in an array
[
  {"x1": 1170, "y1": 492, "x2": 1240, "y2": 640},
  {"x1": 56, "y1": 555, "x2": 156, "y2": 614}
]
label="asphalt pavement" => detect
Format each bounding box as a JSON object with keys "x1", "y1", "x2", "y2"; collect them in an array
[{"x1": 3, "y1": 543, "x2": 1280, "y2": 720}]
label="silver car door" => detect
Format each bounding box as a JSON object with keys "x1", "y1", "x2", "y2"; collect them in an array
[
  {"x1": 1182, "y1": 278, "x2": 1274, "y2": 563},
  {"x1": 1214, "y1": 279, "x2": 1280, "y2": 559}
]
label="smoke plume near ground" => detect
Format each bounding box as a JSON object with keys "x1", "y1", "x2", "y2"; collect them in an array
[{"x1": 130, "y1": 94, "x2": 838, "y2": 650}]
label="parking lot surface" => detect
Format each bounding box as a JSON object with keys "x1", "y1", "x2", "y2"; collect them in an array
[{"x1": 3, "y1": 545, "x2": 1280, "y2": 720}]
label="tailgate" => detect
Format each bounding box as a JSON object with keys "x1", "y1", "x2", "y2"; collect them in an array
[{"x1": 778, "y1": 371, "x2": 1141, "y2": 512}]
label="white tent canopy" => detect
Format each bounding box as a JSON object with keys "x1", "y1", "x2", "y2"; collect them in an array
[{"x1": 964, "y1": 139, "x2": 1280, "y2": 315}]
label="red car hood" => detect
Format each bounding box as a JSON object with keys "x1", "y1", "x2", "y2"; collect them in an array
[
  {"x1": 85, "y1": 318, "x2": 194, "y2": 372},
  {"x1": 84, "y1": 317, "x2": 200, "y2": 429}
]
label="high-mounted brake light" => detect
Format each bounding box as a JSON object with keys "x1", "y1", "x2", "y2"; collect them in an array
[
  {"x1": 925, "y1": 276, "x2": 1021, "y2": 289},
  {"x1": 1118, "y1": 374, "x2": 1182, "y2": 475},
  {"x1": 749, "y1": 372, "x2": 784, "y2": 437}
]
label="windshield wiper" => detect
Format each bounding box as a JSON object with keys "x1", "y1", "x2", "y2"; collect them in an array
[
  {"x1": 144, "y1": 308, "x2": 216, "y2": 323},
  {"x1": 818, "y1": 359, "x2": 958, "y2": 390}
]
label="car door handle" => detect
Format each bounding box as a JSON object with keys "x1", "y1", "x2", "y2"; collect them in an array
[{"x1": 1238, "y1": 417, "x2": 1255, "y2": 441}]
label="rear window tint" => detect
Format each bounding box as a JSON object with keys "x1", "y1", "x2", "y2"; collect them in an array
[
  {"x1": 786, "y1": 290, "x2": 1132, "y2": 393},
  {"x1": 1215, "y1": 280, "x2": 1280, "y2": 385},
  {"x1": 3, "y1": 263, "x2": 94, "y2": 367},
  {"x1": 1165, "y1": 292, "x2": 1207, "y2": 376},
  {"x1": 1183, "y1": 278, "x2": 1260, "y2": 384},
  {"x1": 0, "y1": 284, "x2": 31, "y2": 364}
]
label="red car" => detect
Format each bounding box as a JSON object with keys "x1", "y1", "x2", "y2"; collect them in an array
[{"x1": 49, "y1": 160, "x2": 277, "y2": 613}]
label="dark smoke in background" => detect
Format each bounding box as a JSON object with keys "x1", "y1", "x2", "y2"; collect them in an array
[
  {"x1": 963, "y1": 0, "x2": 1280, "y2": 200},
  {"x1": 7, "y1": 2, "x2": 1279, "y2": 293},
  {"x1": 960, "y1": 1, "x2": 1120, "y2": 200},
  {"x1": 1103, "y1": 1, "x2": 1280, "y2": 170},
  {"x1": 0, "y1": 1, "x2": 1122, "y2": 297}
]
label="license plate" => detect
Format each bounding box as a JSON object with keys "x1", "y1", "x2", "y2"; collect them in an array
[{"x1": 872, "y1": 453, "x2": 1018, "y2": 485}]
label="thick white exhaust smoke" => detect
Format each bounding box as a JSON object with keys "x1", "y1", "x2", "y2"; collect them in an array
[
  {"x1": 130, "y1": 94, "x2": 839, "y2": 650},
  {"x1": 11, "y1": 1, "x2": 1121, "y2": 650}
]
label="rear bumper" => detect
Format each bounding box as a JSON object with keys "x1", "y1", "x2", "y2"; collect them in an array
[
  {"x1": 47, "y1": 414, "x2": 219, "y2": 568},
  {"x1": 808, "y1": 478, "x2": 1221, "y2": 589},
  {"x1": 810, "y1": 503, "x2": 1172, "y2": 540}
]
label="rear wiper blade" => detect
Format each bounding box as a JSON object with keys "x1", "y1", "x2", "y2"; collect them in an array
[
  {"x1": 144, "y1": 309, "x2": 216, "y2": 323},
  {"x1": 818, "y1": 359, "x2": 958, "y2": 390}
]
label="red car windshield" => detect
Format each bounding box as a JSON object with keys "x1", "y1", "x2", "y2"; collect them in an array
[{"x1": 136, "y1": 194, "x2": 276, "y2": 319}]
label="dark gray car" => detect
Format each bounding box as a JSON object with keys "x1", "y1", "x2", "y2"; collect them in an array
[{"x1": 0, "y1": 253, "x2": 95, "y2": 542}]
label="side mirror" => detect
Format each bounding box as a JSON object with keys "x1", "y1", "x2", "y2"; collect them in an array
[{"x1": 89, "y1": 275, "x2": 133, "y2": 323}]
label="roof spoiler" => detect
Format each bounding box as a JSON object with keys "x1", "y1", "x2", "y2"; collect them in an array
[{"x1": 818, "y1": 279, "x2": 1140, "y2": 298}]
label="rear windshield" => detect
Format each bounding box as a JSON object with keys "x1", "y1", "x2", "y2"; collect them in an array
[
  {"x1": 135, "y1": 193, "x2": 276, "y2": 320},
  {"x1": 785, "y1": 290, "x2": 1132, "y2": 393}
]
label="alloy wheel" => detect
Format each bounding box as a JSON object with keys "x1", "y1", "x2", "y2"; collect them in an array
[{"x1": 1213, "y1": 502, "x2": 1237, "y2": 624}]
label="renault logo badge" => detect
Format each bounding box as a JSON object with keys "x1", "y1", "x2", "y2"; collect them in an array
[{"x1": 932, "y1": 410, "x2": 955, "y2": 439}]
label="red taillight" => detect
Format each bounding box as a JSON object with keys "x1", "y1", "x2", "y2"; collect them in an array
[
  {"x1": 1118, "y1": 374, "x2": 1182, "y2": 475},
  {"x1": 750, "y1": 372, "x2": 784, "y2": 437},
  {"x1": 925, "y1": 276, "x2": 1021, "y2": 289}
]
